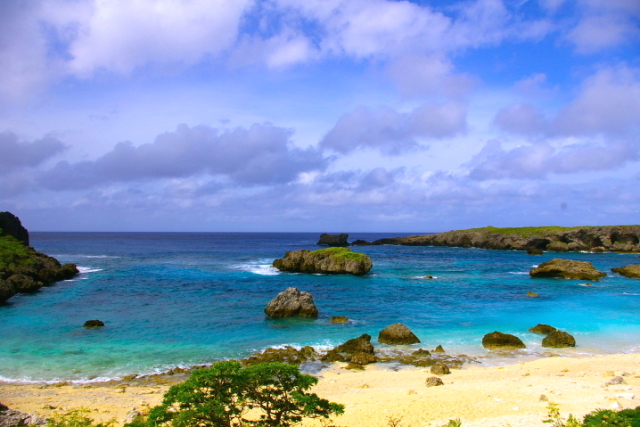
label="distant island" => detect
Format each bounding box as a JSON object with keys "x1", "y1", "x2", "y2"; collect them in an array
[{"x1": 353, "y1": 225, "x2": 640, "y2": 253}]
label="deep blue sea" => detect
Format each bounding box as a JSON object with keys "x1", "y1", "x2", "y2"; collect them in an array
[{"x1": 1, "y1": 232, "x2": 639, "y2": 383}]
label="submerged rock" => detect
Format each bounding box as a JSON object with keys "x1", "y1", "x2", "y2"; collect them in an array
[
  {"x1": 273, "y1": 248, "x2": 372, "y2": 275},
  {"x1": 482, "y1": 331, "x2": 526, "y2": 349},
  {"x1": 264, "y1": 287, "x2": 318, "y2": 318},
  {"x1": 528, "y1": 324, "x2": 557, "y2": 335},
  {"x1": 611, "y1": 264, "x2": 640, "y2": 279},
  {"x1": 83, "y1": 320, "x2": 105, "y2": 328},
  {"x1": 541, "y1": 330, "x2": 576, "y2": 348},
  {"x1": 378, "y1": 323, "x2": 421, "y2": 345},
  {"x1": 529, "y1": 258, "x2": 607, "y2": 281},
  {"x1": 331, "y1": 316, "x2": 349, "y2": 323},
  {"x1": 317, "y1": 233, "x2": 350, "y2": 247}
]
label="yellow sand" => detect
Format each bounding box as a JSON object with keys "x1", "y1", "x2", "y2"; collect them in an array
[{"x1": 1, "y1": 353, "x2": 639, "y2": 427}]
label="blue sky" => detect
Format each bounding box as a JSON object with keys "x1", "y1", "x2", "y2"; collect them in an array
[{"x1": 0, "y1": 0, "x2": 638, "y2": 232}]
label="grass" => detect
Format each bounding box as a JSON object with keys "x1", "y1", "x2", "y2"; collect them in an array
[
  {"x1": 459, "y1": 226, "x2": 593, "y2": 238},
  {"x1": 0, "y1": 233, "x2": 36, "y2": 271},
  {"x1": 313, "y1": 247, "x2": 370, "y2": 262}
]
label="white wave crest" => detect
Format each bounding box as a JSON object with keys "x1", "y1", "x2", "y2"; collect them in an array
[{"x1": 78, "y1": 266, "x2": 103, "y2": 274}]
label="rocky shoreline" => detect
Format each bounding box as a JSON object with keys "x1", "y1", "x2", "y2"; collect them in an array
[{"x1": 351, "y1": 225, "x2": 640, "y2": 253}]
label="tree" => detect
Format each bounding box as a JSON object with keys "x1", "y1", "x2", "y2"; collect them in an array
[{"x1": 128, "y1": 361, "x2": 344, "y2": 427}]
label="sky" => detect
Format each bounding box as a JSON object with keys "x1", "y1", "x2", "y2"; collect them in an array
[{"x1": 0, "y1": 0, "x2": 639, "y2": 232}]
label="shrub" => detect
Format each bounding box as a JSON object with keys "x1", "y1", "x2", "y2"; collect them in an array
[
  {"x1": 128, "y1": 361, "x2": 344, "y2": 427},
  {"x1": 582, "y1": 406, "x2": 640, "y2": 427},
  {"x1": 46, "y1": 409, "x2": 114, "y2": 427}
]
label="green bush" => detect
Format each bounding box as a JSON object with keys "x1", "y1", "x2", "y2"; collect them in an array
[
  {"x1": 128, "y1": 361, "x2": 344, "y2": 427},
  {"x1": 582, "y1": 406, "x2": 640, "y2": 427},
  {"x1": 313, "y1": 247, "x2": 369, "y2": 262}
]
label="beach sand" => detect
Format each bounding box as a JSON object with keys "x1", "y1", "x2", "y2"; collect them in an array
[{"x1": 1, "y1": 353, "x2": 639, "y2": 427}]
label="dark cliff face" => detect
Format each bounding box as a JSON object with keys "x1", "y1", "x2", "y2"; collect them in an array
[
  {"x1": 0, "y1": 212, "x2": 29, "y2": 246},
  {"x1": 370, "y1": 226, "x2": 640, "y2": 253}
]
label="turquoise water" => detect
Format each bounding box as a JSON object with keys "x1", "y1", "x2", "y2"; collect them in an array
[{"x1": 1, "y1": 232, "x2": 639, "y2": 383}]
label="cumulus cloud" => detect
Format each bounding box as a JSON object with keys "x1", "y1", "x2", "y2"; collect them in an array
[
  {"x1": 0, "y1": 132, "x2": 67, "y2": 174},
  {"x1": 565, "y1": 0, "x2": 640, "y2": 54},
  {"x1": 320, "y1": 102, "x2": 467, "y2": 154},
  {"x1": 39, "y1": 123, "x2": 327, "y2": 190},
  {"x1": 494, "y1": 103, "x2": 546, "y2": 135},
  {"x1": 467, "y1": 139, "x2": 639, "y2": 180}
]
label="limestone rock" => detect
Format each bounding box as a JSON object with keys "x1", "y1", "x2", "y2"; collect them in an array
[
  {"x1": 482, "y1": 331, "x2": 526, "y2": 349},
  {"x1": 542, "y1": 330, "x2": 576, "y2": 348},
  {"x1": 611, "y1": 264, "x2": 640, "y2": 279},
  {"x1": 243, "y1": 345, "x2": 317, "y2": 366},
  {"x1": 413, "y1": 349, "x2": 431, "y2": 356},
  {"x1": 529, "y1": 258, "x2": 607, "y2": 281},
  {"x1": 321, "y1": 334, "x2": 374, "y2": 362},
  {"x1": 6, "y1": 274, "x2": 42, "y2": 293},
  {"x1": 317, "y1": 233, "x2": 350, "y2": 247},
  {"x1": 430, "y1": 363, "x2": 450, "y2": 375},
  {"x1": 0, "y1": 281, "x2": 16, "y2": 303},
  {"x1": 0, "y1": 402, "x2": 47, "y2": 427},
  {"x1": 349, "y1": 352, "x2": 376, "y2": 365},
  {"x1": 433, "y1": 345, "x2": 446, "y2": 353},
  {"x1": 528, "y1": 324, "x2": 557, "y2": 335},
  {"x1": 331, "y1": 316, "x2": 349, "y2": 323},
  {"x1": 425, "y1": 377, "x2": 444, "y2": 387},
  {"x1": 273, "y1": 248, "x2": 372, "y2": 276},
  {"x1": 264, "y1": 287, "x2": 318, "y2": 318},
  {"x1": 83, "y1": 320, "x2": 105, "y2": 328},
  {"x1": 378, "y1": 323, "x2": 421, "y2": 345}
]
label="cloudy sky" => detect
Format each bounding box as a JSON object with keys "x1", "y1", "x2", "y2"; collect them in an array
[{"x1": 0, "y1": 0, "x2": 639, "y2": 232}]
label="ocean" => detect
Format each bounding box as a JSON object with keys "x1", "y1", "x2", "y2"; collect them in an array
[{"x1": 1, "y1": 232, "x2": 639, "y2": 383}]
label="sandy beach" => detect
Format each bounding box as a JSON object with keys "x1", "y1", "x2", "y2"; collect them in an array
[{"x1": 1, "y1": 353, "x2": 639, "y2": 427}]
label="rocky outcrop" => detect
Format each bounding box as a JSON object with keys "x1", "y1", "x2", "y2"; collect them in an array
[
  {"x1": 482, "y1": 331, "x2": 526, "y2": 349},
  {"x1": 542, "y1": 330, "x2": 576, "y2": 348},
  {"x1": 0, "y1": 402, "x2": 46, "y2": 426},
  {"x1": 1, "y1": 233, "x2": 79, "y2": 303},
  {"x1": 528, "y1": 324, "x2": 557, "y2": 335},
  {"x1": 378, "y1": 323, "x2": 421, "y2": 345},
  {"x1": 430, "y1": 363, "x2": 450, "y2": 375},
  {"x1": 611, "y1": 264, "x2": 640, "y2": 279},
  {"x1": 264, "y1": 287, "x2": 318, "y2": 318},
  {"x1": 321, "y1": 334, "x2": 375, "y2": 363},
  {"x1": 317, "y1": 233, "x2": 350, "y2": 247},
  {"x1": 272, "y1": 247, "x2": 372, "y2": 275},
  {"x1": 0, "y1": 212, "x2": 29, "y2": 246},
  {"x1": 84, "y1": 320, "x2": 105, "y2": 328},
  {"x1": 529, "y1": 258, "x2": 606, "y2": 281},
  {"x1": 331, "y1": 316, "x2": 349, "y2": 323},
  {"x1": 365, "y1": 225, "x2": 640, "y2": 253},
  {"x1": 242, "y1": 346, "x2": 318, "y2": 366}
]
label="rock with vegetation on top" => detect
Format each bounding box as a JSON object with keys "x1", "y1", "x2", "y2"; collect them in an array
[
  {"x1": 611, "y1": 264, "x2": 640, "y2": 279},
  {"x1": 482, "y1": 331, "x2": 526, "y2": 349},
  {"x1": 272, "y1": 247, "x2": 372, "y2": 275},
  {"x1": 378, "y1": 323, "x2": 421, "y2": 345},
  {"x1": 1, "y1": 219, "x2": 79, "y2": 303},
  {"x1": 264, "y1": 287, "x2": 318, "y2": 318},
  {"x1": 0, "y1": 212, "x2": 29, "y2": 246},
  {"x1": 529, "y1": 258, "x2": 607, "y2": 281},
  {"x1": 317, "y1": 233, "x2": 350, "y2": 247},
  {"x1": 541, "y1": 330, "x2": 576, "y2": 348},
  {"x1": 528, "y1": 324, "x2": 557, "y2": 335}
]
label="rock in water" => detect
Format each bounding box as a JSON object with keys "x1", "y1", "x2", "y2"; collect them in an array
[
  {"x1": 264, "y1": 287, "x2": 318, "y2": 318},
  {"x1": 528, "y1": 324, "x2": 557, "y2": 335},
  {"x1": 378, "y1": 323, "x2": 421, "y2": 344},
  {"x1": 321, "y1": 334, "x2": 375, "y2": 362},
  {"x1": 317, "y1": 233, "x2": 350, "y2": 247},
  {"x1": 83, "y1": 320, "x2": 105, "y2": 328},
  {"x1": 272, "y1": 247, "x2": 372, "y2": 275},
  {"x1": 529, "y1": 258, "x2": 607, "y2": 281},
  {"x1": 482, "y1": 331, "x2": 526, "y2": 349},
  {"x1": 0, "y1": 212, "x2": 29, "y2": 246},
  {"x1": 611, "y1": 264, "x2": 640, "y2": 279},
  {"x1": 542, "y1": 330, "x2": 576, "y2": 348},
  {"x1": 331, "y1": 316, "x2": 349, "y2": 323}
]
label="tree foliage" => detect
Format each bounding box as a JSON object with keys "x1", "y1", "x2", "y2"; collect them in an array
[{"x1": 127, "y1": 361, "x2": 344, "y2": 427}]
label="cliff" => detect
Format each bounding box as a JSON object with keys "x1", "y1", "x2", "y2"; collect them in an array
[
  {"x1": 368, "y1": 225, "x2": 640, "y2": 253},
  {"x1": 273, "y1": 247, "x2": 373, "y2": 275},
  {"x1": 0, "y1": 213, "x2": 79, "y2": 303}
]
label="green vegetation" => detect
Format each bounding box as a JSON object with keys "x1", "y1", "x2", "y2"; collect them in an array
[
  {"x1": 46, "y1": 409, "x2": 114, "y2": 427},
  {"x1": 313, "y1": 247, "x2": 370, "y2": 262},
  {"x1": 125, "y1": 361, "x2": 344, "y2": 427},
  {"x1": 0, "y1": 233, "x2": 36, "y2": 271},
  {"x1": 464, "y1": 226, "x2": 592, "y2": 238},
  {"x1": 544, "y1": 403, "x2": 640, "y2": 427}
]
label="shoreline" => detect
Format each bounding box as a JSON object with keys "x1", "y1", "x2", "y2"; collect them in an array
[{"x1": 2, "y1": 352, "x2": 639, "y2": 427}]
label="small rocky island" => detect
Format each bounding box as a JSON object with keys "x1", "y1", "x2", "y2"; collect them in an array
[
  {"x1": 272, "y1": 247, "x2": 372, "y2": 275},
  {"x1": 357, "y1": 225, "x2": 640, "y2": 253},
  {"x1": 0, "y1": 212, "x2": 79, "y2": 303}
]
